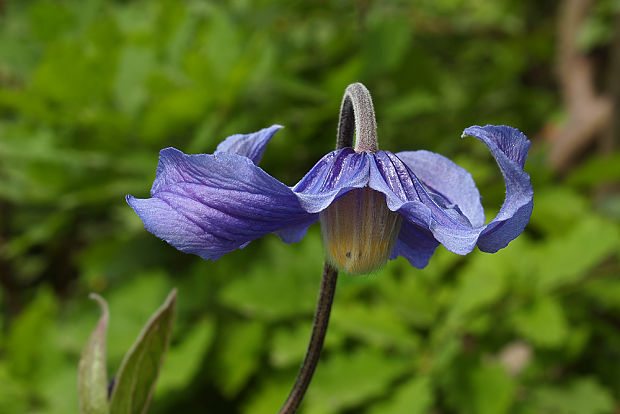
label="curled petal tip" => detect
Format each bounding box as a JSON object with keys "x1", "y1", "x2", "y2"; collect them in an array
[
  {"x1": 215, "y1": 124, "x2": 283, "y2": 164},
  {"x1": 463, "y1": 124, "x2": 533, "y2": 252},
  {"x1": 462, "y1": 125, "x2": 530, "y2": 168}
]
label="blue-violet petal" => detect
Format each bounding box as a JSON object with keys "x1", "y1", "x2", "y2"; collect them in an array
[
  {"x1": 215, "y1": 124, "x2": 283, "y2": 164},
  {"x1": 128, "y1": 147, "x2": 315, "y2": 261},
  {"x1": 462, "y1": 125, "x2": 533, "y2": 252},
  {"x1": 389, "y1": 220, "x2": 440, "y2": 269},
  {"x1": 396, "y1": 150, "x2": 485, "y2": 227},
  {"x1": 293, "y1": 148, "x2": 371, "y2": 213},
  {"x1": 370, "y1": 151, "x2": 484, "y2": 255}
]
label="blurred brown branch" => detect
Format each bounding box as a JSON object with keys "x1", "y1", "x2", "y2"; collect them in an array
[
  {"x1": 605, "y1": 12, "x2": 620, "y2": 152},
  {"x1": 550, "y1": 0, "x2": 613, "y2": 173}
]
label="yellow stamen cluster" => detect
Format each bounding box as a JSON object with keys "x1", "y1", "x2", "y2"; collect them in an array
[{"x1": 319, "y1": 188, "x2": 402, "y2": 275}]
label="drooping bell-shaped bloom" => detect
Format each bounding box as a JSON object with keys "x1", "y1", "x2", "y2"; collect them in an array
[
  {"x1": 127, "y1": 123, "x2": 533, "y2": 274},
  {"x1": 320, "y1": 187, "x2": 403, "y2": 274}
]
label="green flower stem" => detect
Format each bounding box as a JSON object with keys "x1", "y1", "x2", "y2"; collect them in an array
[{"x1": 278, "y1": 263, "x2": 338, "y2": 414}]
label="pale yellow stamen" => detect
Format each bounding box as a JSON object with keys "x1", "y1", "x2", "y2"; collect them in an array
[{"x1": 319, "y1": 188, "x2": 402, "y2": 275}]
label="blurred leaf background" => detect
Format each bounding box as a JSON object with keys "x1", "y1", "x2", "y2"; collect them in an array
[{"x1": 1, "y1": 0, "x2": 619, "y2": 413}]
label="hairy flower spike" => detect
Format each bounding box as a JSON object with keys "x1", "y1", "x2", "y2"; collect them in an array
[{"x1": 320, "y1": 188, "x2": 402, "y2": 274}]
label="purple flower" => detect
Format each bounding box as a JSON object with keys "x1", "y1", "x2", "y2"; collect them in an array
[{"x1": 127, "y1": 123, "x2": 533, "y2": 274}]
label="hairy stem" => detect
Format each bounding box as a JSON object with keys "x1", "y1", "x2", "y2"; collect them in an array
[
  {"x1": 278, "y1": 264, "x2": 338, "y2": 414},
  {"x1": 279, "y1": 82, "x2": 374, "y2": 413},
  {"x1": 337, "y1": 82, "x2": 379, "y2": 152}
]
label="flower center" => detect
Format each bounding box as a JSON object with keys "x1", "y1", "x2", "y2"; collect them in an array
[{"x1": 319, "y1": 187, "x2": 402, "y2": 275}]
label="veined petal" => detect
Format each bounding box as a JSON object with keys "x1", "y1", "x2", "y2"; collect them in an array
[
  {"x1": 368, "y1": 150, "x2": 423, "y2": 211},
  {"x1": 369, "y1": 124, "x2": 532, "y2": 257},
  {"x1": 389, "y1": 220, "x2": 440, "y2": 269},
  {"x1": 215, "y1": 124, "x2": 283, "y2": 164},
  {"x1": 370, "y1": 151, "x2": 481, "y2": 255},
  {"x1": 293, "y1": 148, "x2": 370, "y2": 213},
  {"x1": 462, "y1": 125, "x2": 533, "y2": 253},
  {"x1": 396, "y1": 150, "x2": 485, "y2": 227},
  {"x1": 369, "y1": 150, "x2": 461, "y2": 231},
  {"x1": 128, "y1": 147, "x2": 315, "y2": 261}
]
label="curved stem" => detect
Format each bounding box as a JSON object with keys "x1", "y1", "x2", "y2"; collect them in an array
[
  {"x1": 337, "y1": 82, "x2": 378, "y2": 152},
  {"x1": 279, "y1": 83, "x2": 374, "y2": 413},
  {"x1": 278, "y1": 263, "x2": 338, "y2": 414}
]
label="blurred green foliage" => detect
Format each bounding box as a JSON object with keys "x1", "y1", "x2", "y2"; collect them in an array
[{"x1": 1, "y1": 0, "x2": 619, "y2": 413}]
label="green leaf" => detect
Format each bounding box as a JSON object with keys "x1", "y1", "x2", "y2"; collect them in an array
[
  {"x1": 155, "y1": 317, "x2": 215, "y2": 395},
  {"x1": 362, "y1": 16, "x2": 412, "y2": 74},
  {"x1": 213, "y1": 320, "x2": 265, "y2": 397},
  {"x1": 535, "y1": 216, "x2": 620, "y2": 292},
  {"x1": 528, "y1": 188, "x2": 589, "y2": 236},
  {"x1": 305, "y1": 348, "x2": 411, "y2": 413},
  {"x1": 109, "y1": 289, "x2": 177, "y2": 414},
  {"x1": 584, "y1": 277, "x2": 620, "y2": 311},
  {"x1": 377, "y1": 260, "x2": 445, "y2": 328},
  {"x1": 219, "y1": 234, "x2": 323, "y2": 319},
  {"x1": 0, "y1": 290, "x2": 3, "y2": 348},
  {"x1": 269, "y1": 321, "x2": 344, "y2": 369},
  {"x1": 368, "y1": 376, "x2": 434, "y2": 414},
  {"x1": 331, "y1": 302, "x2": 418, "y2": 350},
  {"x1": 114, "y1": 46, "x2": 155, "y2": 115},
  {"x1": 451, "y1": 251, "x2": 509, "y2": 315},
  {"x1": 204, "y1": 8, "x2": 243, "y2": 81},
  {"x1": 5, "y1": 288, "x2": 57, "y2": 379},
  {"x1": 0, "y1": 364, "x2": 30, "y2": 414},
  {"x1": 567, "y1": 153, "x2": 620, "y2": 188},
  {"x1": 241, "y1": 374, "x2": 295, "y2": 414},
  {"x1": 78, "y1": 294, "x2": 110, "y2": 414},
  {"x1": 531, "y1": 378, "x2": 615, "y2": 414},
  {"x1": 469, "y1": 363, "x2": 515, "y2": 414},
  {"x1": 27, "y1": 0, "x2": 74, "y2": 41},
  {"x1": 511, "y1": 297, "x2": 568, "y2": 348}
]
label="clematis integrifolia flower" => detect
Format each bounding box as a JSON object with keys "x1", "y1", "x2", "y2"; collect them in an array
[
  {"x1": 127, "y1": 83, "x2": 533, "y2": 275},
  {"x1": 128, "y1": 82, "x2": 533, "y2": 414}
]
